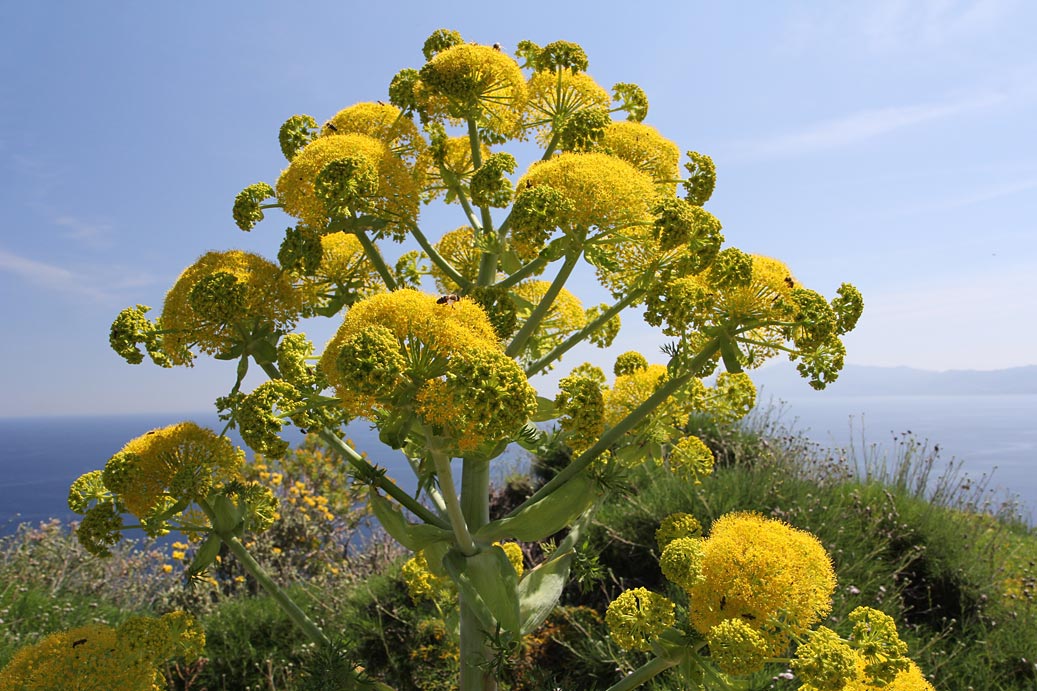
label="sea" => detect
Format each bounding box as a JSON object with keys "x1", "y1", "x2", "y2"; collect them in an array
[{"x1": 1, "y1": 394, "x2": 1035, "y2": 534}]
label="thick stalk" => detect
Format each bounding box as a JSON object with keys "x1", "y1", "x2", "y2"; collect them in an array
[
  {"x1": 459, "y1": 455, "x2": 494, "y2": 691},
  {"x1": 505, "y1": 252, "x2": 580, "y2": 358},
  {"x1": 200, "y1": 503, "x2": 330, "y2": 647},
  {"x1": 604, "y1": 656, "x2": 677, "y2": 691},
  {"x1": 525, "y1": 287, "x2": 645, "y2": 376},
  {"x1": 506, "y1": 335, "x2": 723, "y2": 517}
]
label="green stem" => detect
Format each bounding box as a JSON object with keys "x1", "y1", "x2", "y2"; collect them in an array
[
  {"x1": 458, "y1": 453, "x2": 494, "y2": 691},
  {"x1": 506, "y1": 335, "x2": 723, "y2": 518},
  {"x1": 253, "y1": 360, "x2": 448, "y2": 529},
  {"x1": 427, "y1": 439, "x2": 476, "y2": 556},
  {"x1": 409, "y1": 222, "x2": 470, "y2": 291},
  {"x1": 353, "y1": 226, "x2": 398, "y2": 290},
  {"x1": 494, "y1": 253, "x2": 551, "y2": 290},
  {"x1": 467, "y1": 118, "x2": 500, "y2": 287},
  {"x1": 459, "y1": 457, "x2": 490, "y2": 531},
  {"x1": 317, "y1": 430, "x2": 450, "y2": 529},
  {"x1": 505, "y1": 252, "x2": 580, "y2": 358},
  {"x1": 200, "y1": 503, "x2": 330, "y2": 648},
  {"x1": 525, "y1": 287, "x2": 645, "y2": 376},
  {"x1": 603, "y1": 656, "x2": 677, "y2": 691},
  {"x1": 445, "y1": 169, "x2": 483, "y2": 232}
]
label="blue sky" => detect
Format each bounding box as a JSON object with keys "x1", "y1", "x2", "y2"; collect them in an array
[{"x1": 1, "y1": 1, "x2": 1035, "y2": 416}]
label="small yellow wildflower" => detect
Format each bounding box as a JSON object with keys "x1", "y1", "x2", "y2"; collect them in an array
[{"x1": 605, "y1": 587, "x2": 675, "y2": 652}]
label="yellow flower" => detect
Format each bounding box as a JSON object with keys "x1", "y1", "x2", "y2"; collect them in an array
[
  {"x1": 603, "y1": 364, "x2": 687, "y2": 435},
  {"x1": 516, "y1": 152, "x2": 655, "y2": 233},
  {"x1": 707, "y1": 618, "x2": 770, "y2": 674},
  {"x1": 688, "y1": 512, "x2": 836, "y2": 656},
  {"x1": 655, "y1": 512, "x2": 702, "y2": 551},
  {"x1": 511, "y1": 279, "x2": 587, "y2": 367},
  {"x1": 605, "y1": 587, "x2": 675, "y2": 652},
  {"x1": 665, "y1": 435, "x2": 714, "y2": 484},
  {"x1": 297, "y1": 231, "x2": 382, "y2": 308},
  {"x1": 416, "y1": 43, "x2": 528, "y2": 136},
  {"x1": 276, "y1": 132, "x2": 419, "y2": 237},
  {"x1": 431, "y1": 226, "x2": 482, "y2": 292},
  {"x1": 600, "y1": 121, "x2": 681, "y2": 192},
  {"x1": 161, "y1": 564, "x2": 173, "y2": 573},
  {"x1": 102, "y1": 422, "x2": 244, "y2": 519},
  {"x1": 160, "y1": 250, "x2": 300, "y2": 365},
  {"x1": 523, "y1": 69, "x2": 611, "y2": 146},
  {"x1": 323, "y1": 101, "x2": 427, "y2": 169},
  {"x1": 493, "y1": 541, "x2": 524, "y2": 578}
]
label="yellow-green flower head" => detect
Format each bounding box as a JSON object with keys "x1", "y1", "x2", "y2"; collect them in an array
[
  {"x1": 494, "y1": 541, "x2": 525, "y2": 578},
  {"x1": 431, "y1": 226, "x2": 482, "y2": 292},
  {"x1": 569, "y1": 361, "x2": 607, "y2": 386},
  {"x1": 832, "y1": 283, "x2": 864, "y2": 335},
  {"x1": 276, "y1": 332, "x2": 318, "y2": 389},
  {"x1": 655, "y1": 512, "x2": 702, "y2": 551},
  {"x1": 297, "y1": 231, "x2": 382, "y2": 311},
  {"x1": 585, "y1": 303, "x2": 621, "y2": 348},
  {"x1": 612, "y1": 82, "x2": 650, "y2": 122},
  {"x1": 707, "y1": 618, "x2": 770, "y2": 675},
  {"x1": 516, "y1": 152, "x2": 656, "y2": 233},
  {"x1": 236, "y1": 380, "x2": 306, "y2": 459},
  {"x1": 320, "y1": 290, "x2": 535, "y2": 451},
  {"x1": 688, "y1": 512, "x2": 836, "y2": 655},
  {"x1": 508, "y1": 184, "x2": 576, "y2": 261},
  {"x1": 422, "y1": 28, "x2": 465, "y2": 60},
  {"x1": 421, "y1": 134, "x2": 491, "y2": 202},
  {"x1": 659, "y1": 536, "x2": 706, "y2": 591},
  {"x1": 101, "y1": 422, "x2": 244, "y2": 519},
  {"x1": 792, "y1": 626, "x2": 858, "y2": 691},
  {"x1": 799, "y1": 657, "x2": 934, "y2": 691},
  {"x1": 683, "y1": 151, "x2": 717, "y2": 206},
  {"x1": 468, "y1": 285, "x2": 520, "y2": 340},
  {"x1": 848, "y1": 606, "x2": 911, "y2": 686},
  {"x1": 232, "y1": 182, "x2": 276, "y2": 231},
  {"x1": 470, "y1": 152, "x2": 517, "y2": 208},
  {"x1": 604, "y1": 364, "x2": 683, "y2": 430},
  {"x1": 161, "y1": 250, "x2": 300, "y2": 365},
  {"x1": 555, "y1": 374, "x2": 605, "y2": 455},
  {"x1": 68, "y1": 470, "x2": 107, "y2": 514},
  {"x1": 324, "y1": 102, "x2": 426, "y2": 161},
  {"x1": 110, "y1": 304, "x2": 172, "y2": 367},
  {"x1": 76, "y1": 499, "x2": 123, "y2": 557},
  {"x1": 523, "y1": 69, "x2": 611, "y2": 147},
  {"x1": 531, "y1": 40, "x2": 590, "y2": 73},
  {"x1": 278, "y1": 114, "x2": 319, "y2": 161},
  {"x1": 651, "y1": 197, "x2": 723, "y2": 258},
  {"x1": 513, "y1": 280, "x2": 587, "y2": 338},
  {"x1": 276, "y1": 133, "x2": 419, "y2": 238},
  {"x1": 0, "y1": 613, "x2": 203, "y2": 691},
  {"x1": 700, "y1": 371, "x2": 757, "y2": 424},
  {"x1": 415, "y1": 344, "x2": 537, "y2": 453},
  {"x1": 605, "y1": 587, "x2": 676, "y2": 652},
  {"x1": 401, "y1": 549, "x2": 453, "y2": 602},
  {"x1": 666, "y1": 435, "x2": 715, "y2": 484},
  {"x1": 614, "y1": 351, "x2": 649, "y2": 376},
  {"x1": 416, "y1": 43, "x2": 528, "y2": 136},
  {"x1": 600, "y1": 121, "x2": 680, "y2": 191}
]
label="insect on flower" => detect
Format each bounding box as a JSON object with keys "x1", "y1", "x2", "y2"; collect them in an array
[
  {"x1": 71, "y1": 639, "x2": 87, "y2": 648},
  {"x1": 436, "y1": 293, "x2": 461, "y2": 306}
]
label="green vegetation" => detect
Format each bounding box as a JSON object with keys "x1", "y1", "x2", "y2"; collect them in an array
[{"x1": 2, "y1": 415, "x2": 1035, "y2": 689}]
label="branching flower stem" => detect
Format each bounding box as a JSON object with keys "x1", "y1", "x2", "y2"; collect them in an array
[
  {"x1": 507, "y1": 335, "x2": 723, "y2": 517},
  {"x1": 494, "y1": 253, "x2": 550, "y2": 290},
  {"x1": 505, "y1": 251, "x2": 580, "y2": 357},
  {"x1": 525, "y1": 287, "x2": 645, "y2": 376},
  {"x1": 408, "y1": 222, "x2": 470, "y2": 290},
  {"x1": 255, "y1": 360, "x2": 449, "y2": 529},
  {"x1": 199, "y1": 502, "x2": 331, "y2": 648},
  {"x1": 353, "y1": 226, "x2": 398, "y2": 290},
  {"x1": 604, "y1": 656, "x2": 677, "y2": 691}
]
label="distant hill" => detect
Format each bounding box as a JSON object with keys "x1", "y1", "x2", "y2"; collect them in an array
[{"x1": 750, "y1": 363, "x2": 1037, "y2": 398}]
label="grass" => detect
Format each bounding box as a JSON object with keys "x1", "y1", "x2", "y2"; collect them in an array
[{"x1": 1, "y1": 410, "x2": 1035, "y2": 689}]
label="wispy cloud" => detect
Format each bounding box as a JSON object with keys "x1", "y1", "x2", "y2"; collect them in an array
[
  {"x1": 782, "y1": 0, "x2": 1019, "y2": 55},
  {"x1": 53, "y1": 215, "x2": 114, "y2": 246},
  {"x1": 733, "y1": 92, "x2": 1001, "y2": 160},
  {"x1": 0, "y1": 247, "x2": 157, "y2": 304}
]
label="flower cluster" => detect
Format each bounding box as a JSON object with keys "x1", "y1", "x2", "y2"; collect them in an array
[
  {"x1": 320, "y1": 289, "x2": 536, "y2": 453},
  {"x1": 0, "y1": 612, "x2": 204, "y2": 691}
]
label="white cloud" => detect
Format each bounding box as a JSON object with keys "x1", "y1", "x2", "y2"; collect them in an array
[
  {"x1": 734, "y1": 92, "x2": 1001, "y2": 160},
  {"x1": 0, "y1": 247, "x2": 157, "y2": 304}
]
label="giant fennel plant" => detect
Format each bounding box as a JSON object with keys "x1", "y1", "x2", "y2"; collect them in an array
[{"x1": 2, "y1": 30, "x2": 939, "y2": 691}]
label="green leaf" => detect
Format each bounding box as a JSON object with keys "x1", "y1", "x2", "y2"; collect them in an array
[
  {"x1": 476, "y1": 472, "x2": 599, "y2": 542},
  {"x1": 187, "y1": 533, "x2": 221, "y2": 578},
  {"x1": 614, "y1": 443, "x2": 647, "y2": 466},
  {"x1": 211, "y1": 494, "x2": 242, "y2": 535},
  {"x1": 514, "y1": 422, "x2": 545, "y2": 452},
  {"x1": 531, "y1": 396, "x2": 556, "y2": 423},
  {"x1": 444, "y1": 547, "x2": 521, "y2": 639},
  {"x1": 249, "y1": 339, "x2": 279, "y2": 365},
  {"x1": 518, "y1": 550, "x2": 573, "y2": 635},
  {"x1": 369, "y1": 492, "x2": 452, "y2": 551}
]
